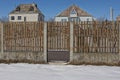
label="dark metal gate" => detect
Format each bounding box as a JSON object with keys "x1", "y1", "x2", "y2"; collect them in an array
[{"x1": 47, "y1": 22, "x2": 70, "y2": 62}]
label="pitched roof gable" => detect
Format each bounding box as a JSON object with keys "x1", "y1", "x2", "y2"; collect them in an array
[
  {"x1": 56, "y1": 5, "x2": 92, "y2": 17},
  {"x1": 10, "y1": 3, "x2": 44, "y2": 15}
]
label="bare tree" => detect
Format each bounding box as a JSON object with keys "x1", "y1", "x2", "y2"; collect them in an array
[
  {"x1": 48, "y1": 17, "x2": 54, "y2": 22},
  {"x1": 0, "y1": 16, "x2": 9, "y2": 22},
  {"x1": 96, "y1": 16, "x2": 107, "y2": 22}
]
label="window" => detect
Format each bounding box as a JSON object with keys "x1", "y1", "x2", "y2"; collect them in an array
[
  {"x1": 87, "y1": 18, "x2": 89, "y2": 21},
  {"x1": 16, "y1": 7, "x2": 20, "y2": 11},
  {"x1": 76, "y1": 17, "x2": 80, "y2": 22},
  {"x1": 69, "y1": 17, "x2": 80, "y2": 22},
  {"x1": 29, "y1": 6, "x2": 34, "y2": 11},
  {"x1": 11, "y1": 16, "x2": 15, "y2": 20},
  {"x1": 70, "y1": 9, "x2": 77, "y2": 17},
  {"x1": 61, "y1": 19, "x2": 67, "y2": 22},
  {"x1": 70, "y1": 9, "x2": 77, "y2": 15},
  {"x1": 24, "y1": 17, "x2": 26, "y2": 22},
  {"x1": 18, "y1": 16, "x2": 21, "y2": 20}
]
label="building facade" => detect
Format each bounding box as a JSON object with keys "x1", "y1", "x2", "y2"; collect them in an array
[
  {"x1": 55, "y1": 5, "x2": 95, "y2": 22},
  {"x1": 9, "y1": 3, "x2": 44, "y2": 22},
  {"x1": 116, "y1": 15, "x2": 120, "y2": 21}
]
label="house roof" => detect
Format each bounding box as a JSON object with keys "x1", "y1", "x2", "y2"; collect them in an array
[
  {"x1": 10, "y1": 3, "x2": 44, "y2": 16},
  {"x1": 56, "y1": 4, "x2": 92, "y2": 17}
]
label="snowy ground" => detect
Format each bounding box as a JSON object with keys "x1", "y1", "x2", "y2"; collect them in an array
[{"x1": 0, "y1": 64, "x2": 120, "y2": 80}]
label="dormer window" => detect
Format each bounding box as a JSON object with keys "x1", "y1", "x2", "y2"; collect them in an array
[
  {"x1": 70, "y1": 9, "x2": 77, "y2": 15},
  {"x1": 35, "y1": 4, "x2": 37, "y2": 8},
  {"x1": 29, "y1": 6, "x2": 34, "y2": 11},
  {"x1": 16, "y1": 7, "x2": 20, "y2": 11},
  {"x1": 70, "y1": 9, "x2": 77, "y2": 17}
]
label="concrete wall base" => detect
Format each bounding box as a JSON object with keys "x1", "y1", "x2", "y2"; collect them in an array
[
  {"x1": 70, "y1": 53, "x2": 120, "y2": 66},
  {"x1": 0, "y1": 52, "x2": 45, "y2": 64}
]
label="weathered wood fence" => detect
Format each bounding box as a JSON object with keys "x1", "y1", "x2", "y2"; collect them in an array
[
  {"x1": 0, "y1": 21, "x2": 120, "y2": 65},
  {"x1": 3, "y1": 22, "x2": 44, "y2": 52},
  {"x1": 73, "y1": 21, "x2": 119, "y2": 53}
]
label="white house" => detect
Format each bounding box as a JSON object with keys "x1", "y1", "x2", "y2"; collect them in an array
[
  {"x1": 9, "y1": 3, "x2": 44, "y2": 22},
  {"x1": 55, "y1": 5, "x2": 95, "y2": 22}
]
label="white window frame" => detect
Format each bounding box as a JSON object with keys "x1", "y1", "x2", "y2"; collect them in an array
[
  {"x1": 11, "y1": 16, "x2": 15, "y2": 20},
  {"x1": 18, "y1": 16, "x2": 21, "y2": 20}
]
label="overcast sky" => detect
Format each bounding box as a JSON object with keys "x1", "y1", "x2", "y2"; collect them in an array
[{"x1": 0, "y1": 0, "x2": 120, "y2": 20}]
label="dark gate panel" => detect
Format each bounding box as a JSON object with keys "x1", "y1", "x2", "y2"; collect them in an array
[
  {"x1": 47, "y1": 51, "x2": 70, "y2": 62},
  {"x1": 47, "y1": 22, "x2": 70, "y2": 62}
]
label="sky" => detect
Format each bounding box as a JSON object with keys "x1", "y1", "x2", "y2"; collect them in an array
[{"x1": 0, "y1": 0, "x2": 120, "y2": 21}]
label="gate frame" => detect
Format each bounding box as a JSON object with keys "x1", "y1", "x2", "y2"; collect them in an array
[
  {"x1": 46, "y1": 22, "x2": 72, "y2": 62},
  {"x1": 70, "y1": 22, "x2": 74, "y2": 62},
  {"x1": 44, "y1": 22, "x2": 47, "y2": 63}
]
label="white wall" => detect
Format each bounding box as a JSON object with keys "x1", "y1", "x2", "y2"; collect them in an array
[
  {"x1": 55, "y1": 16, "x2": 94, "y2": 22},
  {"x1": 70, "y1": 14, "x2": 77, "y2": 17},
  {"x1": 79, "y1": 17, "x2": 94, "y2": 21},
  {"x1": 9, "y1": 13, "x2": 41, "y2": 22},
  {"x1": 55, "y1": 17, "x2": 68, "y2": 22}
]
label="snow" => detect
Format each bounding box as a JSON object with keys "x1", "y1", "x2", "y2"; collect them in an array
[{"x1": 0, "y1": 64, "x2": 120, "y2": 80}]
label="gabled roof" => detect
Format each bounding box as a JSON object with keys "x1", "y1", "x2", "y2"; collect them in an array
[
  {"x1": 56, "y1": 5, "x2": 92, "y2": 17},
  {"x1": 10, "y1": 3, "x2": 44, "y2": 16}
]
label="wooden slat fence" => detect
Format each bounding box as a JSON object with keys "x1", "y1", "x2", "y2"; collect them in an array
[
  {"x1": 1, "y1": 21, "x2": 119, "y2": 53},
  {"x1": 47, "y1": 22, "x2": 70, "y2": 51},
  {"x1": 73, "y1": 21, "x2": 119, "y2": 53},
  {"x1": 3, "y1": 22, "x2": 44, "y2": 52}
]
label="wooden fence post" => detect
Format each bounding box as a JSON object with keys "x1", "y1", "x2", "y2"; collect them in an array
[
  {"x1": 70, "y1": 22, "x2": 74, "y2": 62},
  {"x1": 44, "y1": 22, "x2": 47, "y2": 63},
  {"x1": 0, "y1": 22, "x2": 3, "y2": 54}
]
